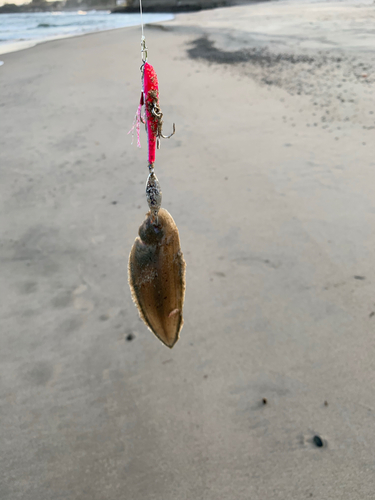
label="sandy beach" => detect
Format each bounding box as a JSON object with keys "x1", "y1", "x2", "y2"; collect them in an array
[{"x1": 1, "y1": 1, "x2": 375, "y2": 498}]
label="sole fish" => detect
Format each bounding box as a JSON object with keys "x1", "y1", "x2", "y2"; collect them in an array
[{"x1": 128, "y1": 208, "x2": 186, "y2": 348}]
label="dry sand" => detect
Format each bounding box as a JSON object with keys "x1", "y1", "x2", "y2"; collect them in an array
[{"x1": 0, "y1": 1, "x2": 375, "y2": 498}]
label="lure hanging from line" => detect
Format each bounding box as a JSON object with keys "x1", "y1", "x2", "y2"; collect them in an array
[{"x1": 128, "y1": 36, "x2": 186, "y2": 349}]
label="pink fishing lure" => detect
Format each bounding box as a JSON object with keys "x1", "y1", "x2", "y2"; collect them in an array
[
  {"x1": 143, "y1": 62, "x2": 159, "y2": 165},
  {"x1": 130, "y1": 62, "x2": 174, "y2": 166}
]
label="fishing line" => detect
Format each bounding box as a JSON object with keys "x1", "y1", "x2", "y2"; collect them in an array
[{"x1": 139, "y1": 0, "x2": 147, "y2": 62}]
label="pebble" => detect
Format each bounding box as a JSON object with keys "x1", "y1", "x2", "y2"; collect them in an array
[{"x1": 313, "y1": 435, "x2": 324, "y2": 448}]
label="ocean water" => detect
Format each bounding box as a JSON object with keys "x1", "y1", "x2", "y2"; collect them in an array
[{"x1": 0, "y1": 11, "x2": 174, "y2": 54}]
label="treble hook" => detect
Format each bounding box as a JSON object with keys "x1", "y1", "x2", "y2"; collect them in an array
[
  {"x1": 157, "y1": 123, "x2": 176, "y2": 149},
  {"x1": 160, "y1": 123, "x2": 176, "y2": 140}
]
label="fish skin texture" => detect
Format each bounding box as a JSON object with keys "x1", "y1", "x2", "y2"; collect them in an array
[{"x1": 128, "y1": 208, "x2": 186, "y2": 348}]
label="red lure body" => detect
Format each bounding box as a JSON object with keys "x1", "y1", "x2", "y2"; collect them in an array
[{"x1": 143, "y1": 62, "x2": 159, "y2": 165}]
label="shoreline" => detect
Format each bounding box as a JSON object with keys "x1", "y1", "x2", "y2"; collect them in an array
[{"x1": 0, "y1": 11, "x2": 174, "y2": 56}]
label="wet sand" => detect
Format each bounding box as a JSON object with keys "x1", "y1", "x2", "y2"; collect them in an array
[{"x1": 0, "y1": 1, "x2": 375, "y2": 498}]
